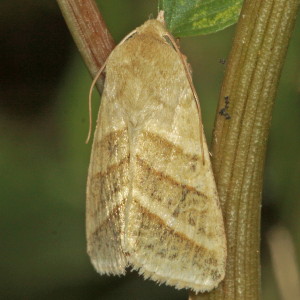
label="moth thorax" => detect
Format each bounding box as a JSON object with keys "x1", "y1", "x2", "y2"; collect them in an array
[{"x1": 137, "y1": 20, "x2": 167, "y2": 38}]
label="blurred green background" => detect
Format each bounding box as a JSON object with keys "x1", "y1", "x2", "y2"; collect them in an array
[{"x1": 0, "y1": 0, "x2": 299, "y2": 299}]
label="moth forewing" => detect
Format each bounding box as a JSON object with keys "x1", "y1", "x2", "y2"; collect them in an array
[
  {"x1": 86, "y1": 12, "x2": 226, "y2": 293},
  {"x1": 86, "y1": 94, "x2": 130, "y2": 274}
]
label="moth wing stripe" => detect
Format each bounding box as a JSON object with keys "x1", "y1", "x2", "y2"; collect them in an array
[
  {"x1": 140, "y1": 130, "x2": 201, "y2": 160},
  {"x1": 97, "y1": 128, "x2": 128, "y2": 147},
  {"x1": 132, "y1": 190, "x2": 222, "y2": 251},
  {"x1": 135, "y1": 154, "x2": 207, "y2": 198},
  {"x1": 88, "y1": 184, "x2": 129, "y2": 219},
  {"x1": 90, "y1": 201, "x2": 126, "y2": 238},
  {"x1": 91, "y1": 155, "x2": 130, "y2": 178}
]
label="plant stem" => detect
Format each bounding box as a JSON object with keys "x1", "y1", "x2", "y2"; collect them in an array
[
  {"x1": 190, "y1": 0, "x2": 299, "y2": 299},
  {"x1": 57, "y1": 0, "x2": 115, "y2": 90}
]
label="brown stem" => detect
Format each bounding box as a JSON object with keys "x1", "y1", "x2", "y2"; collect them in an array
[
  {"x1": 57, "y1": 0, "x2": 115, "y2": 90},
  {"x1": 190, "y1": 0, "x2": 299, "y2": 299}
]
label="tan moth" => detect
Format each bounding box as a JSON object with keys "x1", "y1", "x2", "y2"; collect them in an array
[{"x1": 86, "y1": 11, "x2": 226, "y2": 293}]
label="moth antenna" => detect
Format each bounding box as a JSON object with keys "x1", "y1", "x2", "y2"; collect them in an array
[
  {"x1": 86, "y1": 62, "x2": 107, "y2": 144},
  {"x1": 164, "y1": 33, "x2": 205, "y2": 165},
  {"x1": 119, "y1": 29, "x2": 138, "y2": 45},
  {"x1": 86, "y1": 29, "x2": 138, "y2": 144}
]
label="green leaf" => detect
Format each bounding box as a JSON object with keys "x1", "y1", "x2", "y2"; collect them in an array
[{"x1": 158, "y1": 0, "x2": 243, "y2": 37}]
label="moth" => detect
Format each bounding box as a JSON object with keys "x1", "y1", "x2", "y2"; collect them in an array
[{"x1": 86, "y1": 11, "x2": 226, "y2": 293}]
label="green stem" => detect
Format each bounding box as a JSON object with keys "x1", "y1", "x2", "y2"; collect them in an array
[
  {"x1": 190, "y1": 0, "x2": 299, "y2": 299},
  {"x1": 57, "y1": 0, "x2": 115, "y2": 90}
]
